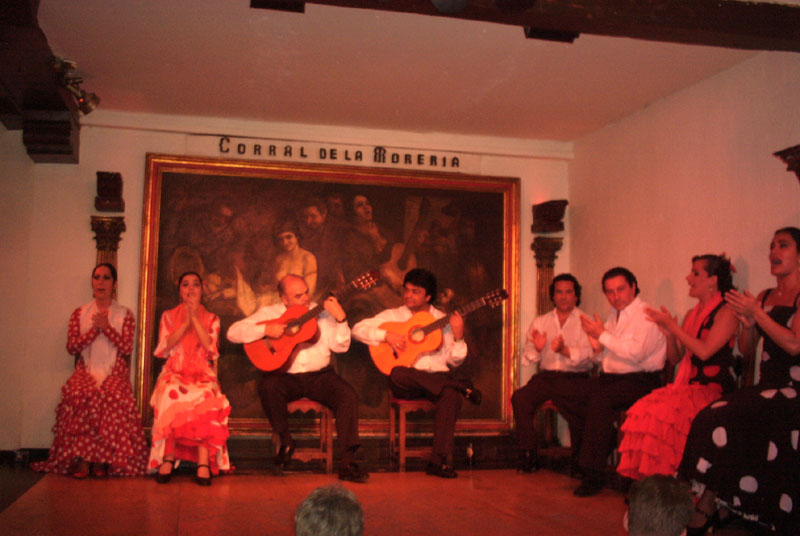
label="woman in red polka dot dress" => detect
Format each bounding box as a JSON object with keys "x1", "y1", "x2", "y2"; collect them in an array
[
  {"x1": 149, "y1": 271, "x2": 231, "y2": 485},
  {"x1": 32, "y1": 263, "x2": 148, "y2": 477}
]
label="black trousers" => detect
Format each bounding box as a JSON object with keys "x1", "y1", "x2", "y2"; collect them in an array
[
  {"x1": 511, "y1": 370, "x2": 592, "y2": 454},
  {"x1": 556, "y1": 371, "x2": 662, "y2": 472},
  {"x1": 258, "y1": 366, "x2": 360, "y2": 465},
  {"x1": 389, "y1": 366, "x2": 466, "y2": 462}
]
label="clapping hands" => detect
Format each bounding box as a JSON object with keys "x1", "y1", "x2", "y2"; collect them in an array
[
  {"x1": 645, "y1": 306, "x2": 679, "y2": 335},
  {"x1": 529, "y1": 329, "x2": 547, "y2": 352},
  {"x1": 725, "y1": 289, "x2": 759, "y2": 327}
]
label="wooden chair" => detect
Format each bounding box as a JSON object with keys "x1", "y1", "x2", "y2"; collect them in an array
[
  {"x1": 388, "y1": 397, "x2": 436, "y2": 472},
  {"x1": 532, "y1": 400, "x2": 572, "y2": 459},
  {"x1": 534, "y1": 400, "x2": 560, "y2": 446},
  {"x1": 271, "y1": 398, "x2": 334, "y2": 474}
]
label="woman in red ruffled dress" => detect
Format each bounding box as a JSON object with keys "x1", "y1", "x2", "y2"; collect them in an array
[
  {"x1": 32, "y1": 263, "x2": 148, "y2": 477},
  {"x1": 149, "y1": 271, "x2": 231, "y2": 486},
  {"x1": 616, "y1": 254, "x2": 739, "y2": 480}
]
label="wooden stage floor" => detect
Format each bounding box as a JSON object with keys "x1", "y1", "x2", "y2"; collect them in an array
[{"x1": 0, "y1": 467, "x2": 628, "y2": 535}]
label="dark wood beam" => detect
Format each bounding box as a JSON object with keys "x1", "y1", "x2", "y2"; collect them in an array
[
  {"x1": 280, "y1": 0, "x2": 800, "y2": 52},
  {"x1": 1, "y1": 0, "x2": 81, "y2": 162}
]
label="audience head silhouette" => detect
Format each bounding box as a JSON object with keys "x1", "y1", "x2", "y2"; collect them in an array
[
  {"x1": 295, "y1": 484, "x2": 364, "y2": 536},
  {"x1": 626, "y1": 475, "x2": 693, "y2": 536}
]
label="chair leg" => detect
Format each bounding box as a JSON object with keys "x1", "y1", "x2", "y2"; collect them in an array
[
  {"x1": 398, "y1": 408, "x2": 407, "y2": 472},
  {"x1": 324, "y1": 410, "x2": 333, "y2": 474},
  {"x1": 389, "y1": 404, "x2": 397, "y2": 469}
]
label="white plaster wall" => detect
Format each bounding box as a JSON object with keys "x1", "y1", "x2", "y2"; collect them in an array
[
  {"x1": 570, "y1": 52, "x2": 800, "y2": 326},
  {"x1": 0, "y1": 115, "x2": 570, "y2": 449},
  {"x1": 0, "y1": 128, "x2": 35, "y2": 450}
]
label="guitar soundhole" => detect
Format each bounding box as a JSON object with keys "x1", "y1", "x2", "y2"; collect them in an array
[
  {"x1": 409, "y1": 328, "x2": 424, "y2": 343},
  {"x1": 286, "y1": 323, "x2": 300, "y2": 336}
]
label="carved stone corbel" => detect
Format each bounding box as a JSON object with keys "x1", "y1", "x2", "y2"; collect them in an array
[
  {"x1": 91, "y1": 216, "x2": 126, "y2": 267},
  {"x1": 531, "y1": 200, "x2": 568, "y2": 315},
  {"x1": 532, "y1": 236, "x2": 564, "y2": 315}
]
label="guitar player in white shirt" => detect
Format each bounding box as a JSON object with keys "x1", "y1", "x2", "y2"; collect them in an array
[
  {"x1": 352, "y1": 268, "x2": 481, "y2": 479},
  {"x1": 227, "y1": 273, "x2": 369, "y2": 483}
]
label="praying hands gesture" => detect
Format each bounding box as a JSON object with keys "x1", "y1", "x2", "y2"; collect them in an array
[{"x1": 91, "y1": 309, "x2": 110, "y2": 331}]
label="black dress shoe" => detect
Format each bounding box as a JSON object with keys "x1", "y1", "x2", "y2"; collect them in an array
[
  {"x1": 426, "y1": 462, "x2": 458, "y2": 479},
  {"x1": 274, "y1": 440, "x2": 296, "y2": 471},
  {"x1": 338, "y1": 463, "x2": 369, "y2": 483},
  {"x1": 517, "y1": 451, "x2": 540, "y2": 474},
  {"x1": 573, "y1": 476, "x2": 604, "y2": 497}
]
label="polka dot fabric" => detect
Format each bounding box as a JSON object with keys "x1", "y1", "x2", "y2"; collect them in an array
[
  {"x1": 32, "y1": 306, "x2": 148, "y2": 476},
  {"x1": 678, "y1": 291, "x2": 800, "y2": 533}
]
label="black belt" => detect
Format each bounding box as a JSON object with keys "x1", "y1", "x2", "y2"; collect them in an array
[{"x1": 600, "y1": 371, "x2": 660, "y2": 378}]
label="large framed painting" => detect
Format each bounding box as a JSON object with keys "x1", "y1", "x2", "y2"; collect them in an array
[{"x1": 135, "y1": 153, "x2": 520, "y2": 436}]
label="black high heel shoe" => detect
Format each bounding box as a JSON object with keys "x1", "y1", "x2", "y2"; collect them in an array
[
  {"x1": 196, "y1": 464, "x2": 212, "y2": 486},
  {"x1": 155, "y1": 459, "x2": 175, "y2": 484}
]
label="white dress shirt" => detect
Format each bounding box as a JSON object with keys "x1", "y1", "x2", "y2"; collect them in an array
[
  {"x1": 597, "y1": 296, "x2": 666, "y2": 373},
  {"x1": 352, "y1": 305, "x2": 467, "y2": 373},
  {"x1": 522, "y1": 307, "x2": 596, "y2": 372},
  {"x1": 226, "y1": 302, "x2": 351, "y2": 374}
]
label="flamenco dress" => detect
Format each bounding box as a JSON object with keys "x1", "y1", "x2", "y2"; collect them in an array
[
  {"x1": 678, "y1": 290, "x2": 800, "y2": 534},
  {"x1": 617, "y1": 295, "x2": 736, "y2": 480},
  {"x1": 32, "y1": 301, "x2": 149, "y2": 476},
  {"x1": 148, "y1": 304, "x2": 232, "y2": 475}
]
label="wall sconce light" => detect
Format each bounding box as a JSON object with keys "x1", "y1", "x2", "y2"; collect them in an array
[
  {"x1": 52, "y1": 56, "x2": 101, "y2": 115},
  {"x1": 65, "y1": 83, "x2": 100, "y2": 114}
]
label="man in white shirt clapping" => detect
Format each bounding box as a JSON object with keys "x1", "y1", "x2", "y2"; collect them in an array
[
  {"x1": 567, "y1": 267, "x2": 666, "y2": 497},
  {"x1": 512, "y1": 273, "x2": 598, "y2": 474}
]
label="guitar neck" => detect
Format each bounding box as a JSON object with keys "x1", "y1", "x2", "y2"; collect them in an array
[
  {"x1": 295, "y1": 278, "x2": 366, "y2": 325},
  {"x1": 420, "y1": 296, "x2": 493, "y2": 336}
]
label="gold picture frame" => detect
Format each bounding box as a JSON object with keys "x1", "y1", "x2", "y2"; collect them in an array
[{"x1": 136, "y1": 153, "x2": 520, "y2": 436}]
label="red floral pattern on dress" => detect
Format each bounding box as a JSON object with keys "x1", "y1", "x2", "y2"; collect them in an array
[{"x1": 148, "y1": 305, "x2": 231, "y2": 475}]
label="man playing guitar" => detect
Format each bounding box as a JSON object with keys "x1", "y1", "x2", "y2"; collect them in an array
[
  {"x1": 226, "y1": 273, "x2": 369, "y2": 483},
  {"x1": 352, "y1": 268, "x2": 481, "y2": 479}
]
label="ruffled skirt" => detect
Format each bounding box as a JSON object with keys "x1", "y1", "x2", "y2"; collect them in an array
[
  {"x1": 617, "y1": 382, "x2": 722, "y2": 480},
  {"x1": 31, "y1": 357, "x2": 149, "y2": 476},
  {"x1": 148, "y1": 369, "x2": 231, "y2": 475}
]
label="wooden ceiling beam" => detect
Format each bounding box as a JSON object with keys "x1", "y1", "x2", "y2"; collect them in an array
[
  {"x1": 1, "y1": 0, "x2": 81, "y2": 162},
  {"x1": 282, "y1": 0, "x2": 800, "y2": 52}
]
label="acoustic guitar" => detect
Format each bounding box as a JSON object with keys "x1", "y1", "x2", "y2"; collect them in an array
[
  {"x1": 244, "y1": 270, "x2": 379, "y2": 371},
  {"x1": 369, "y1": 288, "x2": 508, "y2": 375}
]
